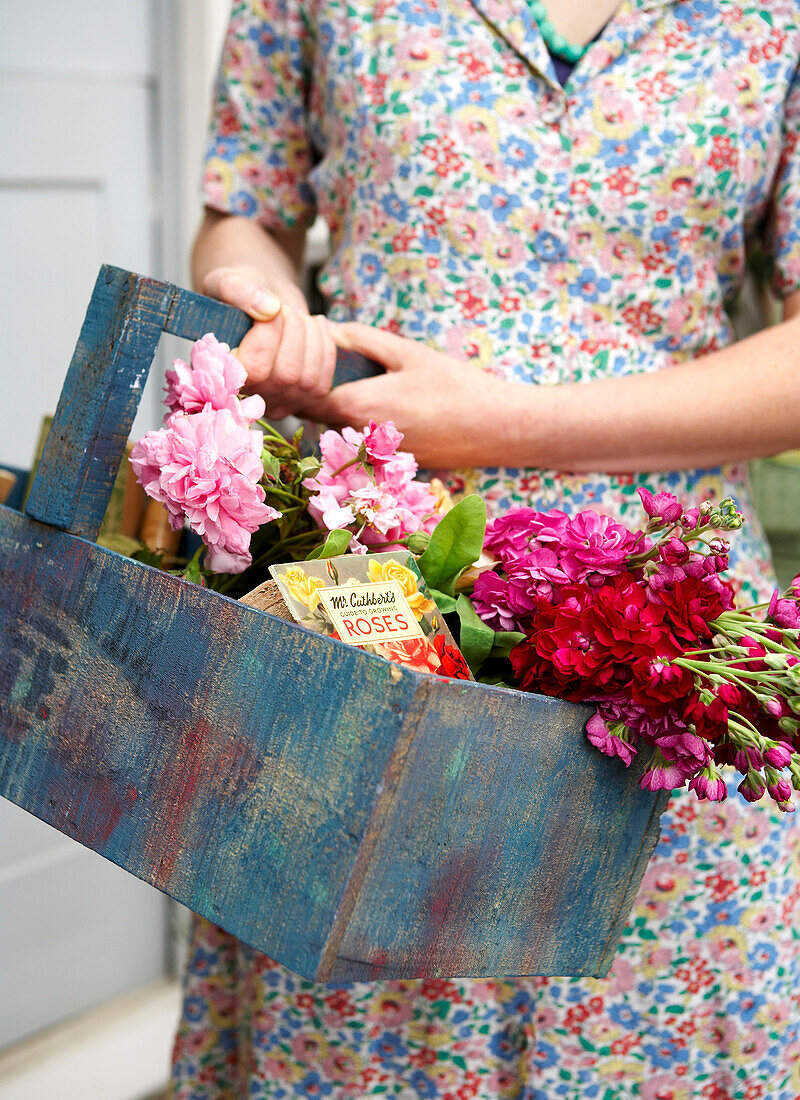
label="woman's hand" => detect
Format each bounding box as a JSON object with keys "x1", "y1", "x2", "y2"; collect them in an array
[
  {"x1": 201, "y1": 265, "x2": 337, "y2": 419},
  {"x1": 304, "y1": 322, "x2": 524, "y2": 468}
]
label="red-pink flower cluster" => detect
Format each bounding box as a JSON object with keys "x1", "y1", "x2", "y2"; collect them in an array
[
  {"x1": 130, "y1": 334, "x2": 279, "y2": 572},
  {"x1": 303, "y1": 420, "x2": 440, "y2": 552},
  {"x1": 473, "y1": 491, "x2": 800, "y2": 811}
]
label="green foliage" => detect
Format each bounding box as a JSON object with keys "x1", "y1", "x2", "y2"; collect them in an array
[
  {"x1": 306, "y1": 528, "x2": 352, "y2": 560},
  {"x1": 429, "y1": 589, "x2": 457, "y2": 615},
  {"x1": 97, "y1": 533, "x2": 145, "y2": 559},
  {"x1": 455, "y1": 594, "x2": 495, "y2": 672},
  {"x1": 182, "y1": 546, "x2": 206, "y2": 586},
  {"x1": 489, "y1": 630, "x2": 525, "y2": 659},
  {"x1": 417, "y1": 495, "x2": 486, "y2": 596}
]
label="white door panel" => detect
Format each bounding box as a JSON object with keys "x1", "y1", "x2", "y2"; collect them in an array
[{"x1": 1, "y1": 0, "x2": 170, "y2": 1050}]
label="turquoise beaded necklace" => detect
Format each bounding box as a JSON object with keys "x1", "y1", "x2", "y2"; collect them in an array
[{"x1": 526, "y1": 0, "x2": 590, "y2": 63}]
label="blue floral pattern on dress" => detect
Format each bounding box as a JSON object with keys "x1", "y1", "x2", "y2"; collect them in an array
[{"x1": 171, "y1": 1, "x2": 800, "y2": 1096}]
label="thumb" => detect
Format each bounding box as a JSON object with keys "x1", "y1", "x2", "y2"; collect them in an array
[
  {"x1": 202, "y1": 266, "x2": 282, "y2": 322},
  {"x1": 327, "y1": 321, "x2": 410, "y2": 371}
]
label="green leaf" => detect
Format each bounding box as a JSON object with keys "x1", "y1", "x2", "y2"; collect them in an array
[
  {"x1": 261, "y1": 451, "x2": 281, "y2": 481},
  {"x1": 456, "y1": 594, "x2": 495, "y2": 674},
  {"x1": 131, "y1": 546, "x2": 167, "y2": 569},
  {"x1": 489, "y1": 630, "x2": 525, "y2": 659},
  {"x1": 183, "y1": 546, "x2": 206, "y2": 585},
  {"x1": 430, "y1": 589, "x2": 457, "y2": 615},
  {"x1": 478, "y1": 672, "x2": 517, "y2": 687},
  {"x1": 417, "y1": 495, "x2": 486, "y2": 596},
  {"x1": 97, "y1": 533, "x2": 145, "y2": 559},
  {"x1": 306, "y1": 528, "x2": 352, "y2": 560},
  {"x1": 297, "y1": 455, "x2": 321, "y2": 476}
]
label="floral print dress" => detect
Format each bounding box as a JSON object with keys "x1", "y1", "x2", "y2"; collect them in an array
[{"x1": 170, "y1": 1, "x2": 800, "y2": 1097}]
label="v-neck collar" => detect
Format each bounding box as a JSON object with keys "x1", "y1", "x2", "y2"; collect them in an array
[{"x1": 465, "y1": 0, "x2": 674, "y2": 92}]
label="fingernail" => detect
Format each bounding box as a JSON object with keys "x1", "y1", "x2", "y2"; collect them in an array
[{"x1": 251, "y1": 290, "x2": 281, "y2": 319}]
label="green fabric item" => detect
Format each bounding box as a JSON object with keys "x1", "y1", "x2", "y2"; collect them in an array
[{"x1": 526, "y1": 0, "x2": 589, "y2": 63}]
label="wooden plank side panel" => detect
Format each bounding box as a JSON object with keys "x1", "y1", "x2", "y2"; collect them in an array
[
  {"x1": 0, "y1": 506, "x2": 416, "y2": 980},
  {"x1": 25, "y1": 266, "x2": 169, "y2": 539},
  {"x1": 326, "y1": 677, "x2": 669, "y2": 981}
]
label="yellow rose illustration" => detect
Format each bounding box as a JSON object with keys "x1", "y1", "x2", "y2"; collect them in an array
[
  {"x1": 282, "y1": 565, "x2": 326, "y2": 611},
  {"x1": 366, "y1": 559, "x2": 435, "y2": 619}
]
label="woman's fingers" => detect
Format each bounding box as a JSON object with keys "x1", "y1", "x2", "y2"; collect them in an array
[
  {"x1": 200, "y1": 267, "x2": 347, "y2": 414},
  {"x1": 327, "y1": 321, "x2": 411, "y2": 371},
  {"x1": 238, "y1": 308, "x2": 341, "y2": 416},
  {"x1": 201, "y1": 266, "x2": 282, "y2": 321}
]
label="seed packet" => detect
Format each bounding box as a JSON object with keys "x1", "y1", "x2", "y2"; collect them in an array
[{"x1": 269, "y1": 551, "x2": 473, "y2": 679}]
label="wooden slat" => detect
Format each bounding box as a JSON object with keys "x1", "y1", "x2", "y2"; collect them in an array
[
  {"x1": 0, "y1": 505, "x2": 668, "y2": 979},
  {"x1": 25, "y1": 267, "x2": 167, "y2": 539}
]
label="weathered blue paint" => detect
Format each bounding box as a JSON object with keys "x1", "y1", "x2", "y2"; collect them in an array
[
  {"x1": 0, "y1": 265, "x2": 669, "y2": 980},
  {"x1": 0, "y1": 506, "x2": 667, "y2": 979}
]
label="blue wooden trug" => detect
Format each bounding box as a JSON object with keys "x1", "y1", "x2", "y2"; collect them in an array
[{"x1": 0, "y1": 266, "x2": 668, "y2": 981}]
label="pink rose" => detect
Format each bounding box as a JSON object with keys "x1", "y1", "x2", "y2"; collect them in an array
[
  {"x1": 165, "y1": 333, "x2": 265, "y2": 426},
  {"x1": 363, "y1": 419, "x2": 403, "y2": 464},
  {"x1": 130, "y1": 407, "x2": 279, "y2": 561}
]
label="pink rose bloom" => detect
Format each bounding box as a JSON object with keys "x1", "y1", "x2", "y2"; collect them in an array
[
  {"x1": 350, "y1": 484, "x2": 404, "y2": 536},
  {"x1": 204, "y1": 548, "x2": 253, "y2": 575},
  {"x1": 380, "y1": 450, "x2": 419, "y2": 490},
  {"x1": 303, "y1": 424, "x2": 438, "y2": 547},
  {"x1": 165, "y1": 333, "x2": 265, "y2": 425},
  {"x1": 363, "y1": 419, "x2": 403, "y2": 465},
  {"x1": 130, "y1": 407, "x2": 279, "y2": 563}
]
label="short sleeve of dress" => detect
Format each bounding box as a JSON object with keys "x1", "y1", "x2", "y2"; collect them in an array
[
  {"x1": 763, "y1": 61, "x2": 800, "y2": 299},
  {"x1": 201, "y1": 0, "x2": 317, "y2": 230}
]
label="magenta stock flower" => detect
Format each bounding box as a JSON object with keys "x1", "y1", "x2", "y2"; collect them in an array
[
  {"x1": 585, "y1": 713, "x2": 638, "y2": 766},
  {"x1": 640, "y1": 753, "x2": 688, "y2": 792},
  {"x1": 557, "y1": 511, "x2": 648, "y2": 582},
  {"x1": 472, "y1": 572, "x2": 533, "y2": 632},
  {"x1": 768, "y1": 587, "x2": 800, "y2": 629},
  {"x1": 505, "y1": 547, "x2": 570, "y2": 588},
  {"x1": 660, "y1": 537, "x2": 691, "y2": 566},
  {"x1": 484, "y1": 507, "x2": 645, "y2": 583},
  {"x1": 130, "y1": 407, "x2": 279, "y2": 566},
  {"x1": 654, "y1": 731, "x2": 709, "y2": 771},
  {"x1": 638, "y1": 486, "x2": 683, "y2": 524},
  {"x1": 165, "y1": 333, "x2": 265, "y2": 425},
  {"x1": 764, "y1": 741, "x2": 793, "y2": 768},
  {"x1": 767, "y1": 775, "x2": 793, "y2": 803},
  {"x1": 483, "y1": 508, "x2": 570, "y2": 562},
  {"x1": 688, "y1": 768, "x2": 727, "y2": 802}
]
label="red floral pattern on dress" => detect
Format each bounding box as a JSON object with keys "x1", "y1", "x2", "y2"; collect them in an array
[{"x1": 171, "y1": 0, "x2": 800, "y2": 1096}]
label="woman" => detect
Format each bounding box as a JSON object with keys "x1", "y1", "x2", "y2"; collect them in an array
[{"x1": 170, "y1": 0, "x2": 800, "y2": 1096}]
